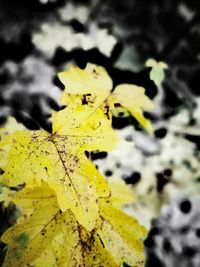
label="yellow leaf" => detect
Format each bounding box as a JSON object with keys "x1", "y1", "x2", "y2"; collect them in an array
[
  {"x1": 1, "y1": 184, "x2": 62, "y2": 267},
  {"x1": 60, "y1": 93, "x2": 82, "y2": 107},
  {"x1": 59, "y1": 64, "x2": 113, "y2": 106},
  {"x1": 59, "y1": 63, "x2": 154, "y2": 132},
  {"x1": 108, "y1": 177, "x2": 135, "y2": 209},
  {"x1": 111, "y1": 84, "x2": 154, "y2": 132},
  {"x1": 0, "y1": 117, "x2": 26, "y2": 170},
  {"x1": 2, "y1": 184, "x2": 146, "y2": 267},
  {"x1": 52, "y1": 103, "x2": 116, "y2": 151},
  {"x1": 98, "y1": 201, "x2": 147, "y2": 267},
  {"x1": 0, "y1": 105, "x2": 117, "y2": 230}
]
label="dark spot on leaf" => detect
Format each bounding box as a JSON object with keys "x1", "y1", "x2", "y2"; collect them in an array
[
  {"x1": 97, "y1": 234, "x2": 105, "y2": 248},
  {"x1": 104, "y1": 105, "x2": 110, "y2": 119},
  {"x1": 118, "y1": 112, "x2": 124, "y2": 117},
  {"x1": 114, "y1": 103, "x2": 121, "y2": 107},
  {"x1": 81, "y1": 95, "x2": 88, "y2": 105},
  {"x1": 122, "y1": 262, "x2": 132, "y2": 267},
  {"x1": 14, "y1": 233, "x2": 29, "y2": 248},
  {"x1": 41, "y1": 229, "x2": 46, "y2": 236}
]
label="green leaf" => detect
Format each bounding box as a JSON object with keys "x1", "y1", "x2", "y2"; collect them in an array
[{"x1": 145, "y1": 58, "x2": 168, "y2": 87}]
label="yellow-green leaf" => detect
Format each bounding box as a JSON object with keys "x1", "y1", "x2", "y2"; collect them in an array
[{"x1": 145, "y1": 58, "x2": 168, "y2": 87}]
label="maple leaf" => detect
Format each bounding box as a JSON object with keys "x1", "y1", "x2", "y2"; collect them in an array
[
  {"x1": 58, "y1": 63, "x2": 154, "y2": 132},
  {"x1": 1, "y1": 183, "x2": 147, "y2": 267},
  {"x1": 0, "y1": 105, "x2": 117, "y2": 231},
  {"x1": 58, "y1": 64, "x2": 113, "y2": 109}
]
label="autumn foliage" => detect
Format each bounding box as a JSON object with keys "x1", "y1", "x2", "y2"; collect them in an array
[{"x1": 0, "y1": 64, "x2": 154, "y2": 266}]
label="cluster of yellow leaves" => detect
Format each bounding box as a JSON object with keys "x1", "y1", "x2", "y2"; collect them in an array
[
  {"x1": 2, "y1": 182, "x2": 146, "y2": 267},
  {"x1": 0, "y1": 63, "x2": 154, "y2": 267},
  {"x1": 59, "y1": 64, "x2": 154, "y2": 132}
]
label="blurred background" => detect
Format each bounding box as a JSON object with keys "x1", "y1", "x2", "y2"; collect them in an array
[{"x1": 1, "y1": 0, "x2": 200, "y2": 266}]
